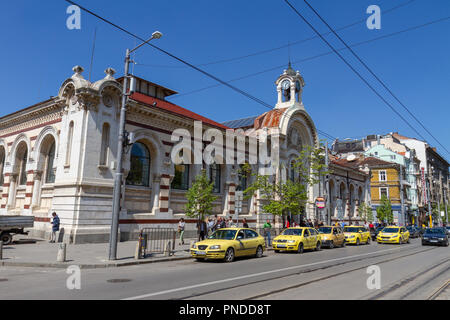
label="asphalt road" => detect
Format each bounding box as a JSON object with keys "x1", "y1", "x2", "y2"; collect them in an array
[{"x1": 0, "y1": 238, "x2": 448, "y2": 300}]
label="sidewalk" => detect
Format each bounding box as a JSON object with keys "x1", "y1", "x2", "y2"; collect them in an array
[{"x1": 0, "y1": 235, "x2": 197, "y2": 269}]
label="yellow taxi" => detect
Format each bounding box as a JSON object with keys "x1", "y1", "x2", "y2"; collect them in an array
[
  {"x1": 272, "y1": 227, "x2": 322, "y2": 253},
  {"x1": 190, "y1": 228, "x2": 265, "y2": 262},
  {"x1": 377, "y1": 226, "x2": 410, "y2": 244},
  {"x1": 344, "y1": 226, "x2": 371, "y2": 245},
  {"x1": 317, "y1": 226, "x2": 346, "y2": 249}
]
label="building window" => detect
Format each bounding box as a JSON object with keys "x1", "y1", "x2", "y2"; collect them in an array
[
  {"x1": 45, "y1": 142, "x2": 56, "y2": 184},
  {"x1": 0, "y1": 147, "x2": 5, "y2": 186},
  {"x1": 99, "y1": 123, "x2": 110, "y2": 166},
  {"x1": 236, "y1": 164, "x2": 248, "y2": 191},
  {"x1": 126, "y1": 142, "x2": 151, "y2": 187},
  {"x1": 379, "y1": 170, "x2": 387, "y2": 182},
  {"x1": 19, "y1": 150, "x2": 28, "y2": 186},
  {"x1": 172, "y1": 164, "x2": 189, "y2": 190},
  {"x1": 380, "y1": 187, "x2": 389, "y2": 199},
  {"x1": 65, "y1": 121, "x2": 74, "y2": 166},
  {"x1": 290, "y1": 160, "x2": 296, "y2": 182},
  {"x1": 209, "y1": 163, "x2": 221, "y2": 193}
]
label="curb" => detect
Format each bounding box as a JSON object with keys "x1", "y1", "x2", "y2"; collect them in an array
[{"x1": 0, "y1": 254, "x2": 193, "y2": 270}]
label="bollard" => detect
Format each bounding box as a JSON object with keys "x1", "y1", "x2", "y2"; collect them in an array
[
  {"x1": 164, "y1": 240, "x2": 172, "y2": 257},
  {"x1": 0, "y1": 241, "x2": 3, "y2": 260},
  {"x1": 57, "y1": 243, "x2": 66, "y2": 262},
  {"x1": 134, "y1": 240, "x2": 142, "y2": 260}
]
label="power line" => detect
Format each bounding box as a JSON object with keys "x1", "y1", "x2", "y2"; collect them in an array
[
  {"x1": 303, "y1": 0, "x2": 450, "y2": 156},
  {"x1": 283, "y1": 0, "x2": 441, "y2": 155},
  {"x1": 167, "y1": 15, "x2": 450, "y2": 99},
  {"x1": 64, "y1": 0, "x2": 337, "y2": 142},
  {"x1": 136, "y1": 0, "x2": 416, "y2": 69}
]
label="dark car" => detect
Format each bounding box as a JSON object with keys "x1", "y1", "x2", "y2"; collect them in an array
[
  {"x1": 445, "y1": 226, "x2": 450, "y2": 235},
  {"x1": 421, "y1": 228, "x2": 449, "y2": 246},
  {"x1": 406, "y1": 226, "x2": 421, "y2": 238},
  {"x1": 371, "y1": 226, "x2": 385, "y2": 241}
]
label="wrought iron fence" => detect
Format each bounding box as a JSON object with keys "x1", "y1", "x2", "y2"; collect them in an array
[{"x1": 136, "y1": 227, "x2": 176, "y2": 258}]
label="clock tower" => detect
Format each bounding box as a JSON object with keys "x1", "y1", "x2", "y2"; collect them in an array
[{"x1": 275, "y1": 62, "x2": 305, "y2": 109}]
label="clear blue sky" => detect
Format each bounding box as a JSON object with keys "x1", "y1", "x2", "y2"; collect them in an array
[{"x1": 1, "y1": 0, "x2": 449, "y2": 158}]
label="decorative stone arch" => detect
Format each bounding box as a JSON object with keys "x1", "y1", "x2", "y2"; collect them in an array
[
  {"x1": 9, "y1": 134, "x2": 32, "y2": 171},
  {"x1": 125, "y1": 129, "x2": 165, "y2": 180},
  {"x1": 33, "y1": 126, "x2": 59, "y2": 172},
  {"x1": 279, "y1": 108, "x2": 319, "y2": 148}
]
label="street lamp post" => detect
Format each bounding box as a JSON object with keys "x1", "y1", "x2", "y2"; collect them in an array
[{"x1": 108, "y1": 31, "x2": 163, "y2": 261}]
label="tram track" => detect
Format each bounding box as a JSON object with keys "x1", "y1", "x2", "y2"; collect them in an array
[{"x1": 168, "y1": 245, "x2": 436, "y2": 301}]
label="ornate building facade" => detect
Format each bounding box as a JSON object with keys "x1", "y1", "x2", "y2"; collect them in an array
[{"x1": 0, "y1": 64, "x2": 321, "y2": 243}]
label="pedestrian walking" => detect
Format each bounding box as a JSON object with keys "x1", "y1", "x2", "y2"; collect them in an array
[
  {"x1": 263, "y1": 220, "x2": 272, "y2": 246},
  {"x1": 207, "y1": 218, "x2": 214, "y2": 235},
  {"x1": 243, "y1": 218, "x2": 249, "y2": 228},
  {"x1": 197, "y1": 218, "x2": 207, "y2": 241},
  {"x1": 178, "y1": 218, "x2": 186, "y2": 245},
  {"x1": 49, "y1": 212, "x2": 60, "y2": 243},
  {"x1": 226, "y1": 217, "x2": 234, "y2": 228}
]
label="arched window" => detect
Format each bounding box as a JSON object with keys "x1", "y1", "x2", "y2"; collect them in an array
[
  {"x1": 0, "y1": 147, "x2": 5, "y2": 186},
  {"x1": 45, "y1": 142, "x2": 56, "y2": 184},
  {"x1": 172, "y1": 164, "x2": 189, "y2": 190},
  {"x1": 99, "y1": 123, "x2": 110, "y2": 166},
  {"x1": 236, "y1": 164, "x2": 249, "y2": 191},
  {"x1": 209, "y1": 163, "x2": 221, "y2": 193},
  {"x1": 126, "y1": 142, "x2": 151, "y2": 187},
  {"x1": 65, "y1": 121, "x2": 74, "y2": 166},
  {"x1": 290, "y1": 160, "x2": 296, "y2": 182},
  {"x1": 19, "y1": 149, "x2": 28, "y2": 186}
]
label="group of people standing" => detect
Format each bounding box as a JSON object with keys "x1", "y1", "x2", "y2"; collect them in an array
[{"x1": 177, "y1": 216, "x2": 251, "y2": 244}]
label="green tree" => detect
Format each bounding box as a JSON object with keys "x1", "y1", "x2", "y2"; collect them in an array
[
  {"x1": 185, "y1": 169, "x2": 217, "y2": 221},
  {"x1": 376, "y1": 195, "x2": 393, "y2": 224},
  {"x1": 358, "y1": 201, "x2": 373, "y2": 223},
  {"x1": 244, "y1": 144, "x2": 328, "y2": 220}
]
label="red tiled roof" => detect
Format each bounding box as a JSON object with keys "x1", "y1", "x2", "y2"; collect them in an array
[
  {"x1": 130, "y1": 92, "x2": 229, "y2": 130},
  {"x1": 254, "y1": 108, "x2": 287, "y2": 129}
]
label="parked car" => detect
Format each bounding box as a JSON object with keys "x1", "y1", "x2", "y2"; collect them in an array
[
  {"x1": 371, "y1": 227, "x2": 384, "y2": 241},
  {"x1": 0, "y1": 215, "x2": 34, "y2": 245},
  {"x1": 272, "y1": 227, "x2": 321, "y2": 253},
  {"x1": 445, "y1": 226, "x2": 450, "y2": 235},
  {"x1": 406, "y1": 226, "x2": 421, "y2": 238},
  {"x1": 190, "y1": 228, "x2": 265, "y2": 262},
  {"x1": 422, "y1": 228, "x2": 449, "y2": 247},
  {"x1": 344, "y1": 226, "x2": 371, "y2": 245},
  {"x1": 377, "y1": 226, "x2": 410, "y2": 244},
  {"x1": 317, "y1": 226, "x2": 345, "y2": 249}
]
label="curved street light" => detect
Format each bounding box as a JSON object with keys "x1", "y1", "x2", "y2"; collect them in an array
[{"x1": 109, "y1": 31, "x2": 163, "y2": 261}]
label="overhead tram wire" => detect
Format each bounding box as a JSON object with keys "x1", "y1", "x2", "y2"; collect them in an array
[
  {"x1": 166, "y1": 15, "x2": 450, "y2": 99},
  {"x1": 134, "y1": 0, "x2": 417, "y2": 69},
  {"x1": 64, "y1": 0, "x2": 337, "y2": 142},
  {"x1": 303, "y1": 0, "x2": 450, "y2": 156},
  {"x1": 283, "y1": 0, "x2": 435, "y2": 152}
]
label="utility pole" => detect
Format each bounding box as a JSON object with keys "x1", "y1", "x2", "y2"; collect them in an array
[
  {"x1": 426, "y1": 174, "x2": 433, "y2": 228},
  {"x1": 108, "y1": 31, "x2": 162, "y2": 261},
  {"x1": 444, "y1": 188, "x2": 448, "y2": 226},
  {"x1": 400, "y1": 166, "x2": 405, "y2": 226},
  {"x1": 325, "y1": 142, "x2": 331, "y2": 226}
]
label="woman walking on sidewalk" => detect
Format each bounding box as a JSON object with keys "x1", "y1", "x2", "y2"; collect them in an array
[{"x1": 178, "y1": 218, "x2": 186, "y2": 245}]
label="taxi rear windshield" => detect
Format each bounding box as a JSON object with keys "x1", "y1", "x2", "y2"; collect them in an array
[
  {"x1": 208, "y1": 230, "x2": 237, "y2": 240},
  {"x1": 318, "y1": 227, "x2": 332, "y2": 234},
  {"x1": 344, "y1": 227, "x2": 361, "y2": 233},
  {"x1": 382, "y1": 228, "x2": 399, "y2": 233},
  {"x1": 282, "y1": 229, "x2": 304, "y2": 236}
]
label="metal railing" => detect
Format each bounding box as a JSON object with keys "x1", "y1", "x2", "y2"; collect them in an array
[{"x1": 136, "y1": 227, "x2": 176, "y2": 259}]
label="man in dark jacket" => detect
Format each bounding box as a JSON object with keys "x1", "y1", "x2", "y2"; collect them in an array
[
  {"x1": 197, "y1": 219, "x2": 207, "y2": 241},
  {"x1": 50, "y1": 212, "x2": 60, "y2": 243}
]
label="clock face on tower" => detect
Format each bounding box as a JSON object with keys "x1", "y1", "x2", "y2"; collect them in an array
[{"x1": 281, "y1": 80, "x2": 290, "y2": 91}]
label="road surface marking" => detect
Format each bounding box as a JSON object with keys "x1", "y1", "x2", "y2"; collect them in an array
[{"x1": 123, "y1": 245, "x2": 415, "y2": 300}]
